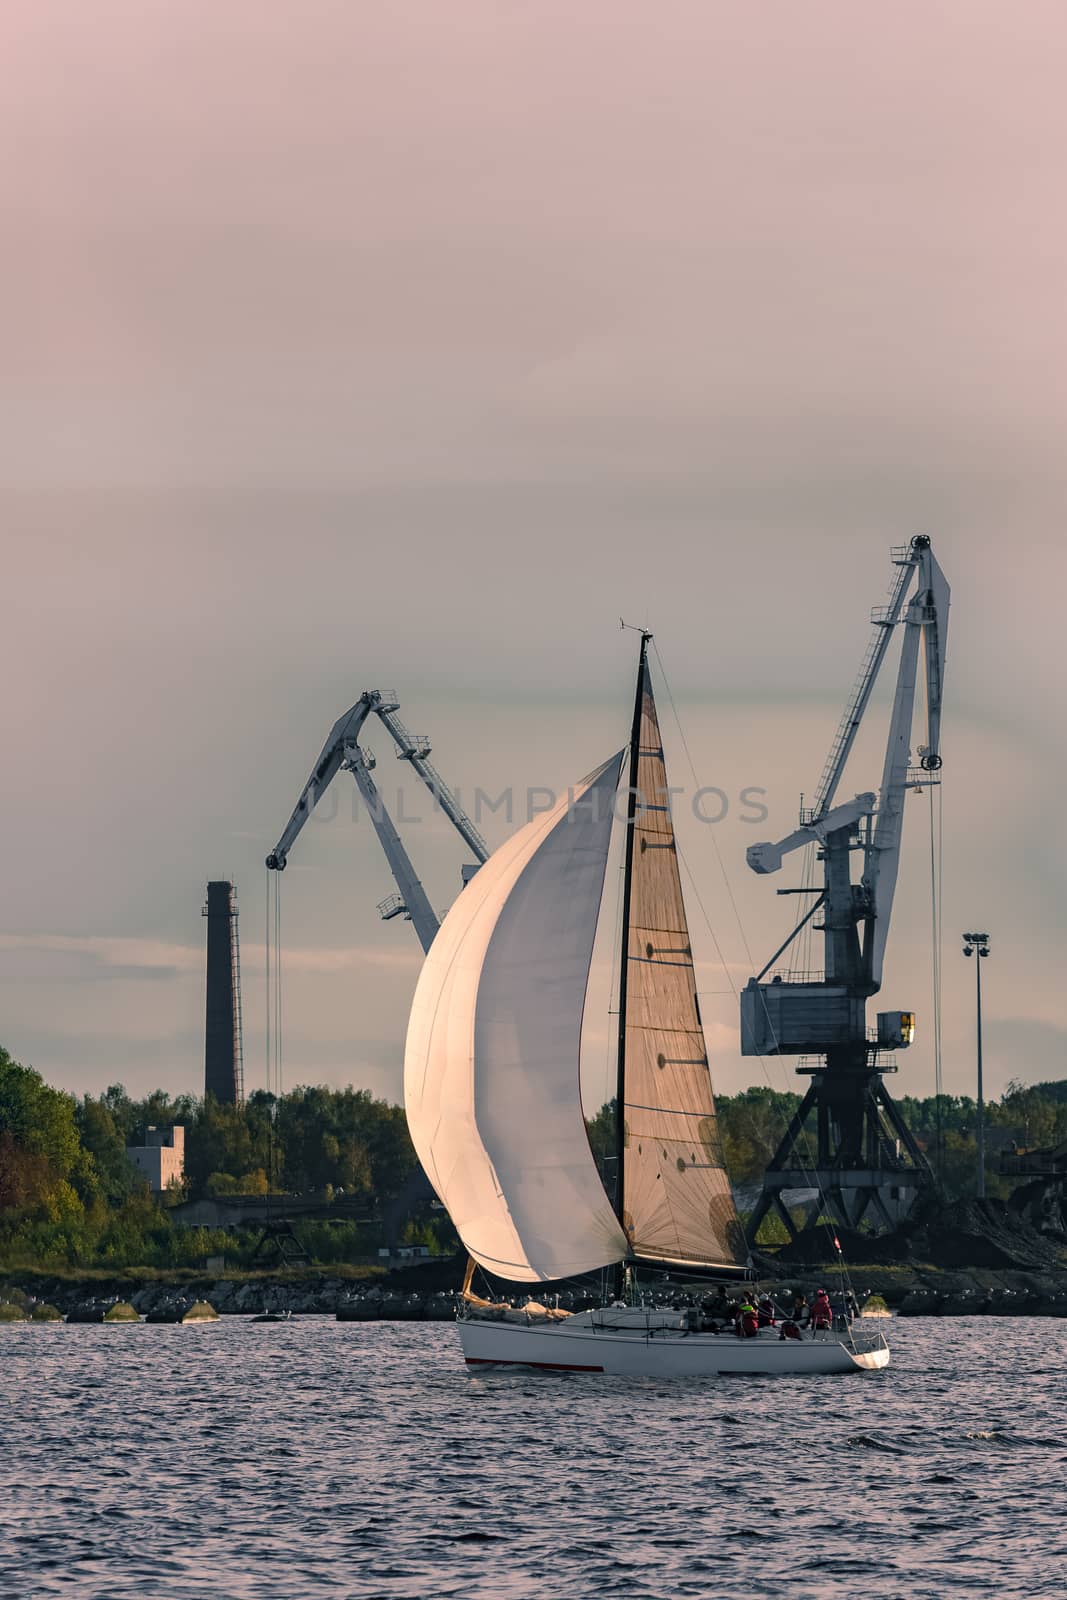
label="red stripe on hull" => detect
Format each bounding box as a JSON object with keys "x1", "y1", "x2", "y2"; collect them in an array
[{"x1": 464, "y1": 1357, "x2": 605, "y2": 1373}]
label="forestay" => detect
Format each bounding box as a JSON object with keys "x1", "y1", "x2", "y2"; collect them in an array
[
  {"x1": 619, "y1": 661, "x2": 748, "y2": 1271},
  {"x1": 404, "y1": 755, "x2": 629, "y2": 1283}
]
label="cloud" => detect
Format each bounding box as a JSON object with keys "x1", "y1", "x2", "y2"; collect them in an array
[
  {"x1": 0, "y1": 933, "x2": 420, "y2": 982},
  {"x1": 0, "y1": 934, "x2": 202, "y2": 977}
]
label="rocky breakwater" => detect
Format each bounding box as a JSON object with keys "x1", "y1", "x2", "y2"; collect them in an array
[
  {"x1": 145, "y1": 1299, "x2": 219, "y2": 1324},
  {"x1": 896, "y1": 1271, "x2": 1067, "y2": 1318},
  {"x1": 336, "y1": 1288, "x2": 457, "y2": 1320},
  {"x1": 65, "y1": 1300, "x2": 140, "y2": 1323},
  {"x1": 1, "y1": 1287, "x2": 65, "y2": 1322},
  {"x1": 0, "y1": 1275, "x2": 366, "y2": 1320},
  {"x1": 186, "y1": 1276, "x2": 459, "y2": 1317}
]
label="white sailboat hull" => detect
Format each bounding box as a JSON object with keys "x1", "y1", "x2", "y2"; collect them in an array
[{"x1": 458, "y1": 1316, "x2": 889, "y2": 1377}]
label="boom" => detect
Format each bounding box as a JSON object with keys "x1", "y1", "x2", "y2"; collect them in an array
[
  {"x1": 746, "y1": 535, "x2": 949, "y2": 989},
  {"x1": 812, "y1": 554, "x2": 916, "y2": 817},
  {"x1": 266, "y1": 688, "x2": 489, "y2": 955},
  {"x1": 863, "y1": 539, "x2": 948, "y2": 984}
]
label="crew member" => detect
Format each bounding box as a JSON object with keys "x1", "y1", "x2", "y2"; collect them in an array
[
  {"x1": 808, "y1": 1287, "x2": 833, "y2": 1333},
  {"x1": 737, "y1": 1300, "x2": 759, "y2": 1338}
]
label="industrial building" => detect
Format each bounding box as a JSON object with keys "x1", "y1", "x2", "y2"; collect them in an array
[{"x1": 126, "y1": 1126, "x2": 185, "y2": 1194}]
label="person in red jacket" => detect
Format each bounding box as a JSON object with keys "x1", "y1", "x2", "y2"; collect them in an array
[
  {"x1": 736, "y1": 1301, "x2": 760, "y2": 1338},
  {"x1": 808, "y1": 1287, "x2": 833, "y2": 1333}
]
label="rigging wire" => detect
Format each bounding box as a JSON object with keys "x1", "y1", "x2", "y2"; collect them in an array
[
  {"x1": 929, "y1": 780, "x2": 945, "y2": 1181},
  {"x1": 265, "y1": 866, "x2": 276, "y2": 1190},
  {"x1": 274, "y1": 870, "x2": 283, "y2": 1101},
  {"x1": 649, "y1": 640, "x2": 860, "y2": 1316},
  {"x1": 264, "y1": 867, "x2": 284, "y2": 1103},
  {"x1": 651, "y1": 641, "x2": 758, "y2": 976},
  {"x1": 264, "y1": 866, "x2": 272, "y2": 1097}
]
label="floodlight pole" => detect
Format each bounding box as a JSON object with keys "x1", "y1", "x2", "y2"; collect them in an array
[{"x1": 963, "y1": 933, "x2": 990, "y2": 1198}]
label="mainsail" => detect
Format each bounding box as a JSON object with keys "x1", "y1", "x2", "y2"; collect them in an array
[
  {"x1": 404, "y1": 755, "x2": 629, "y2": 1283},
  {"x1": 616, "y1": 641, "x2": 748, "y2": 1272},
  {"x1": 404, "y1": 639, "x2": 748, "y2": 1287}
]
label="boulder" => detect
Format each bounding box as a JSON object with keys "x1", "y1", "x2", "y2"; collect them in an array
[
  {"x1": 181, "y1": 1301, "x2": 219, "y2": 1323},
  {"x1": 67, "y1": 1303, "x2": 109, "y2": 1323},
  {"x1": 103, "y1": 1302, "x2": 140, "y2": 1323}
]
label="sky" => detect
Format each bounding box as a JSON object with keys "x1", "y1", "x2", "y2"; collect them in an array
[{"x1": 2, "y1": 1, "x2": 1065, "y2": 1110}]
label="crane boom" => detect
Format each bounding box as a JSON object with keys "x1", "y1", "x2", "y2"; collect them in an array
[
  {"x1": 266, "y1": 687, "x2": 488, "y2": 947},
  {"x1": 744, "y1": 535, "x2": 949, "y2": 990},
  {"x1": 266, "y1": 701, "x2": 373, "y2": 871},
  {"x1": 374, "y1": 703, "x2": 489, "y2": 863},
  {"x1": 746, "y1": 792, "x2": 876, "y2": 876},
  {"x1": 863, "y1": 539, "x2": 949, "y2": 986},
  {"x1": 345, "y1": 749, "x2": 440, "y2": 953},
  {"x1": 813, "y1": 551, "x2": 917, "y2": 817}
]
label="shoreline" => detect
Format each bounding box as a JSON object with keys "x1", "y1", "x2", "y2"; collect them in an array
[{"x1": 4, "y1": 1259, "x2": 1067, "y2": 1319}]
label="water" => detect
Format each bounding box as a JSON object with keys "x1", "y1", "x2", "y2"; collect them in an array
[{"x1": 3, "y1": 1317, "x2": 1065, "y2": 1599}]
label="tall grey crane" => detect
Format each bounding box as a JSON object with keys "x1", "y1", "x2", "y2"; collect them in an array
[{"x1": 741, "y1": 536, "x2": 950, "y2": 1241}]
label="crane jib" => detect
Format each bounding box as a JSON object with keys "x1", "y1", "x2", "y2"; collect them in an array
[{"x1": 265, "y1": 688, "x2": 491, "y2": 954}]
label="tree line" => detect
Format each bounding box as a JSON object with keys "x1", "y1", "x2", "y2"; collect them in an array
[
  {"x1": 0, "y1": 1045, "x2": 421, "y2": 1270},
  {"x1": 2, "y1": 1041, "x2": 1065, "y2": 1270},
  {"x1": 713, "y1": 1080, "x2": 1067, "y2": 1197}
]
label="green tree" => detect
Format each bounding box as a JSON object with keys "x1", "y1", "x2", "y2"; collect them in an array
[
  {"x1": 0, "y1": 1047, "x2": 81, "y2": 1175},
  {"x1": 0, "y1": 1047, "x2": 88, "y2": 1216},
  {"x1": 717, "y1": 1086, "x2": 801, "y2": 1182},
  {"x1": 76, "y1": 1094, "x2": 141, "y2": 1204},
  {"x1": 990, "y1": 1080, "x2": 1067, "y2": 1150}
]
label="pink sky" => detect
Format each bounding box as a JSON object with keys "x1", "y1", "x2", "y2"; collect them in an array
[{"x1": 2, "y1": 2, "x2": 1065, "y2": 1103}]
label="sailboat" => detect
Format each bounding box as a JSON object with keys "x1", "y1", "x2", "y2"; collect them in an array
[{"x1": 404, "y1": 637, "x2": 889, "y2": 1377}]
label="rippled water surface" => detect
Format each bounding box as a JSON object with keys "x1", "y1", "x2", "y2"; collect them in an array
[{"x1": 4, "y1": 1316, "x2": 1066, "y2": 1599}]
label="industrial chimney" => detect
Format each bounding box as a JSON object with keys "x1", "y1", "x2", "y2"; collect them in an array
[{"x1": 202, "y1": 880, "x2": 244, "y2": 1104}]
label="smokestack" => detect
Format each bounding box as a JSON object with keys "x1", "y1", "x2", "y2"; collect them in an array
[{"x1": 203, "y1": 880, "x2": 244, "y2": 1104}]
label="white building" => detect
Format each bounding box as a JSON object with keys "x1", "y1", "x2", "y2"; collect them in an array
[{"x1": 126, "y1": 1125, "x2": 185, "y2": 1193}]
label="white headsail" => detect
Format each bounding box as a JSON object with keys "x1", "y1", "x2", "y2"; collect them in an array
[{"x1": 404, "y1": 755, "x2": 629, "y2": 1283}]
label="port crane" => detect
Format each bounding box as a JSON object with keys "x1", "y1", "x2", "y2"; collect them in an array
[
  {"x1": 266, "y1": 690, "x2": 489, "y2": 954},
  {"x1": 741, "y1": 535, "x2": 949, "y2": 1241}
]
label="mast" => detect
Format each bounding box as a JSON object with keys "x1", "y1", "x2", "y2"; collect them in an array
[
  {"x1": 615, "y1": 631, "x2": 651, "y2": 1262},
  {"x1": 611, "y1": 639, "x2": 749, "y2": 1281}
]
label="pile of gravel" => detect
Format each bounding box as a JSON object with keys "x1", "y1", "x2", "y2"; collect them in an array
[{"x1": 775, "y1": 1197, "x2": 1067, "y2": 1271}]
